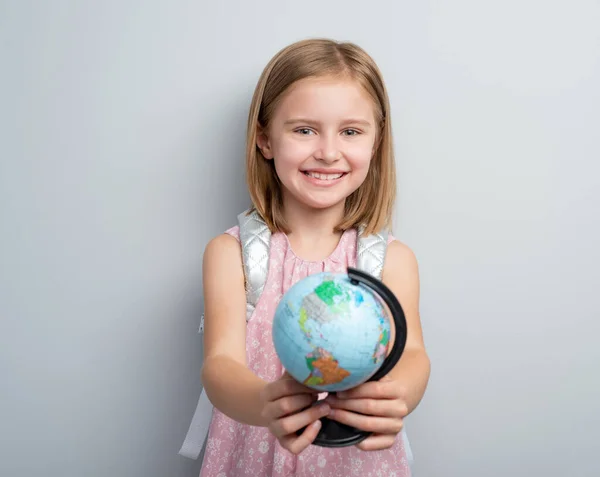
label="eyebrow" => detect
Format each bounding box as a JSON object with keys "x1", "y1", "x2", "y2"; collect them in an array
[{"x1": 283, "y1": 118, "x2": 373, "y2": 127}]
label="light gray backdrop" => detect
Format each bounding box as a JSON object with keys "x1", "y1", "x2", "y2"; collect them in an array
[{"x1": 1, "y1": 1, "x2": 599, "y2": 476}]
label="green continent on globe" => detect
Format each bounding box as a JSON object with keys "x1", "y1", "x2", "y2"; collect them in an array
[
  {"x1": 314, "y1": 280, "x2": 345, "y2": 305},
  {"x1": 372, "y1": 327, "x2": 389, "y2": 362},
  {"x1": 380, "y1": 328, "x2": 390, "y2": 347},
  {"x1": 299, "y1": 307, "x2": 309, "y2": 336},
  {"x1": 300, "y1": 281, "x2": 352, "y2": 331},
  {"x1": 314, "y1": 279, "x2": 352, "y2": 314},
  {"x1": 303, "y1": 347, "x2": 351, "y2": 387}
]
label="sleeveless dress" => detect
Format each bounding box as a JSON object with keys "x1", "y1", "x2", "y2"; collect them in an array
[{"x1": 199, "y1": 226, "x2": 411, "y2": 477}]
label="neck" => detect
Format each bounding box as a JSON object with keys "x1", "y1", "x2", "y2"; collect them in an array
[
  {"x1": 281, "y1": 197, "x2": 346, "y2": 261},
  {"x1": 283, "y1": 199, "x2": 345, "y2": 238}
]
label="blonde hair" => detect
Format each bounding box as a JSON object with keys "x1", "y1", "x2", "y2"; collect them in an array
[{"x1": 246, "y1": 38, "x2": 396, "y2": 236}]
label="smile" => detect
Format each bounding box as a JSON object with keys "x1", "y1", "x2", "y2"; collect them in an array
[{"x1": 303, "y1": 171, "x2": 346, "y2": 181}]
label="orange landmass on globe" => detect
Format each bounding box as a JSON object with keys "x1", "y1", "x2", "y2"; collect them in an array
[{"x1": 303, "y1": 353, "x2": 350, "y2": 386}]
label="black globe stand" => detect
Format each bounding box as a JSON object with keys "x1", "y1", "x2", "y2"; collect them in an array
[{"x1": 297, "y1": 267, "x2": 408, "y2": 448}]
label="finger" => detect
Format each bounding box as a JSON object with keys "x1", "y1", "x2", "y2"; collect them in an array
[
  {"x1": 336, "y1": 380, "x2": 400, "y2": 400},
  {"x1": 263, "y1": 376, "x2": 318, "y2": 402},
  {"x1": 357, "y1": 433, "x2": 397, "y2": 451},
  {"x1": 271, "y1": 402, "x2": 330, "y2": 438},
  {"x1": 264, "y1": 393, "x2": 318, "y2": 420},
  {"x1": 329, "y1": 408, "x2": 403, "y2": 434},
  {"x1": 280, "y1": 419, "x2": 322, "y2": 455},
  {"x1": 325, "y1": 396, "x2": 406, "y2": 418}
]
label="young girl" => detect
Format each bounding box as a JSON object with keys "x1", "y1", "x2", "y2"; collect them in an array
[{"x1": 192, "y1": 38, "x2": 430, "y2": 476}]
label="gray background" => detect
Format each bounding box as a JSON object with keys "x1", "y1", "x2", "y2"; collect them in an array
[{"x1": 1, "y1": 1, "x2": 599, "y2": 476}]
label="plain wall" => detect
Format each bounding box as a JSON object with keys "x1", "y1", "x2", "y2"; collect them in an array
[{"x1": 1, "y1": 1, "x2": 599, "y2": 476}]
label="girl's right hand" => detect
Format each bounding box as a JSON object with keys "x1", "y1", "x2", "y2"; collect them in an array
[{"x1": 260, "y1": 373, "x2": 331, "y2": 455}]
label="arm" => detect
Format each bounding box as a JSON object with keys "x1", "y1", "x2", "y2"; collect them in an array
[
  {"x1": 201, "y1": 233, "x2": 330, "y2": 449},
  {"x1": 383, "y1": 240, "x2": 431, "y2": 415},
  {"x1": 200, "y1": 233, "x2": 268, "y2": 427},
  {"x1": 325, "y1": 240, "x2": 430, "y2": 450}
]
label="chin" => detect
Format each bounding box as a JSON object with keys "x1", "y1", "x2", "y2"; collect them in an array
[
  {"x1": 282, "y1": 183, "x2": 359, "y2": 212},
  {"x1": 297, "y1": 195, "x2": 348, "y2": 211}
]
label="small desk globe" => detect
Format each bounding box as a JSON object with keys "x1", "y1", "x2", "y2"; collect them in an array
[
  {"x1": 272, "y1": 267, "x2": 407, "y2": 447},
  {"x1": 272, "y1": 270, "x2": 391, "y2": 392}
]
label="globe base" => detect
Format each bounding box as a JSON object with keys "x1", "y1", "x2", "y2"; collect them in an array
[{"x1": 299, "y1": 417, "x2": 371, "y2": 448}]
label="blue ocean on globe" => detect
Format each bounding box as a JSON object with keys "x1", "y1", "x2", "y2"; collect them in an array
[{"x1": 272, "y1": 271, "x2": 391, "y2": 392}]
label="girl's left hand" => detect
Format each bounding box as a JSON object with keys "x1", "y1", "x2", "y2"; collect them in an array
[{"x1": 324, "y1": 376, "x2": 408, "y2": 451}]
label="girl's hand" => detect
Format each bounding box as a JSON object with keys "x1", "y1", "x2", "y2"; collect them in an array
[
  {"x1": 260, "y1": 373, "x2": 331, "y2": 455},
  {"x1": 324, "y1": 376, "x2": 408, "y2": 451}
]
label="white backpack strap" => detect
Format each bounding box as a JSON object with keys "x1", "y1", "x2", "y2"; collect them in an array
[
  {"x1": 237, "y1": 209, "x2": 271, "y2": 319},
  {"x1": 178, "y1": 389, "x2": 213, "y2": 459},
  {"x1": 356, "y1": 228, "x2": 389, "y2": 279},
  {"x1": 356, "y1": 229, "x2": 414, "y2": 469},
  {"x1": 179, "y1": 209, "x2": 271, "y2": 460}
]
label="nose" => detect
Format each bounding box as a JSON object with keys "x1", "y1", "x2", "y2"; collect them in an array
[{"x1": 314, "y1": 133, "x2": 341, "y2": 164}]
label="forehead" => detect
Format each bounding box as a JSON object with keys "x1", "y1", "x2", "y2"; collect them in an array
[{"x1": 273, "y1": 76, "x2": 377, "y2": 122}]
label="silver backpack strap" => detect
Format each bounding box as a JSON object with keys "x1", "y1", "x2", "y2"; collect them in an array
[
  {"x1": 237, "y1": 209, "x2": 272, "y2": 319},
  {"x1": 356, "y1": 227, "x2": 389, "y2": 279},
  {"x1": 197, "y1": 209, "x2": 270, "y2": 333}
]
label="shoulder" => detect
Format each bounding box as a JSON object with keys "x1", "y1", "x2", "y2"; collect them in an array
[
  {"x1": 383, "y1": 237, "x2": 419, "y2": 282},
  {"x1": 224, "y1": 225, "x2": 240, "y2": 241},
  {"x1": 205, "y1": 231, "x2": 241, "y2": 253},
  {"x1": 203, "y1": 231, "x2": 243, "y2": 278},
  {"x1": 382, "y1": 239, "x2": 421, "y2": 332},
  {"x1": 203, "y1": 222, "x2": 241, "y2": 258}
]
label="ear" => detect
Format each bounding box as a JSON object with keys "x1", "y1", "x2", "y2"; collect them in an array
[{"x1": 256, "y1": 126, "x2": 274, "y2": 159}]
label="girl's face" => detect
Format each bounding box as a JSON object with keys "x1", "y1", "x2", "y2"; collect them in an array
[{"x1": 258, "y1": 76, "x2": 378, "y2": 213}]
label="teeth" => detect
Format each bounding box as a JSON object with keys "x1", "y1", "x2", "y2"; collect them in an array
[{"x1": 305, "y1": 171, "x2": 344, "y2": 180}]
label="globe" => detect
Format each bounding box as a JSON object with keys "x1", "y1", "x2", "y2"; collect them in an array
[{"x1": 272, "y1": 271, "x2": 391, "y2": 393}]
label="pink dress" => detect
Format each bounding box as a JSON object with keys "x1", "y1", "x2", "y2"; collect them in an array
[{"x1": 199, "y1": 226, "x2": 411, "y2": 477}]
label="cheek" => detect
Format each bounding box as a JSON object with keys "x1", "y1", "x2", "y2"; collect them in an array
[
  {"x1": 345, "y1": 141, "x2": 375, "y2": 170},
  {"x1": 272, "y1": 136, "x2": 313, "y2": 166}
]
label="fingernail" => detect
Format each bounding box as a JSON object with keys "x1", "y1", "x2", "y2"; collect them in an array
[
  {"x1": 320, "y1": 403, "x2": 330, "y2": 414},
  {"x1": 312, "y1": 420, "x2": 322, "y2": 430},
  {"x1": 328, "y1": 408, "x2": 335, "y2": 417}
]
